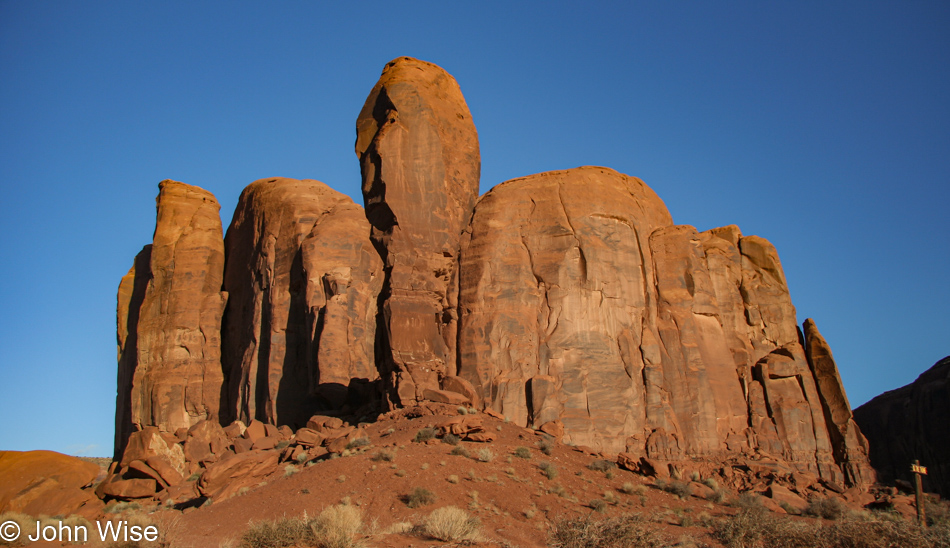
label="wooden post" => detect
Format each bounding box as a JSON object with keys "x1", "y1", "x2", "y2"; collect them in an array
[{"x1": 912, "y1": 459, "x2": 928, "y2": 528}]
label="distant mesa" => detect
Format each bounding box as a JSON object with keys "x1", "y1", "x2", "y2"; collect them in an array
[
  {"x1": 854, "y1": 356, "x2": 950, "y2": 497},
  {"x1": 105, "y1": 56, "x2": 875, "y2": 503}
]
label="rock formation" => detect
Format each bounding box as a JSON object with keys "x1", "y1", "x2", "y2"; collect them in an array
[
  {"x1": 115, "y1": 180, "x2": 227, "y2": 461},
  {"x1": 854, "y1": 356, "x2": 950, "y2": 496},
  {"x1": 355, "y1": 56, "x2": 480, "y2": 406},
  {"x1": 0, "y1": 451, "x2": 103, "y2": 519},
  {"x1": 456, "y1": 167, "x2": 872, "y2": 486},
  {"x1": 111, "y1": 57, "x2": 873, "y2": 495},
  {"x1": 221, "y1": 177, "x2": 382, "y2": 429}
]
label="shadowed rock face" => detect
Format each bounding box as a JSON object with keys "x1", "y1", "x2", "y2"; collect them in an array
[
  {"x1": 457, "y1": 167, "x2": 872, "y2": 486},
  {"x1": 355, "y1": 56, "x2": 480, "y2": 407},
  {"x1": 115, "y1": 180, "x2": 227, "y2": 461},
  {"x1": 854, "y1": 356, "x2": 950, "y2": 496},
  {"x1": 221, "y1": 177, "x2": 382, "y2": 428}
]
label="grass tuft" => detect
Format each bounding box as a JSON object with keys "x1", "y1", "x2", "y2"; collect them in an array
[{"x1": 421, "y1": 506, "x2": 480, "y2": 542}]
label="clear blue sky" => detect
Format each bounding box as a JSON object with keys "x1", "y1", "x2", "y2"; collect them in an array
[{"x1": 1, "y1": 1, "x2": 947, "y2": 457}]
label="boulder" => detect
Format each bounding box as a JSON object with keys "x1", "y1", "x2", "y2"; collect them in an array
[
  {"x1": 144, "y1": 455, "x2": 184, "y2": 487},
  {"x1": 422, "y1": 388, "x2": 469, "y2": 405},
  {"x1": 766, "y1": 483, "x2": 807, "y2": 513},
  {"x1": 100, "y1": 478, "x2": 157, "y2": 500},
  {"x1": 197, "y1": 450, "x2": 280, "y2": 500},
  {"x1": 293, "y1": 428, "x2": 326, "y2": 448},
  {"x1": 221, "y1": 177, "x2": 382, "y2": 427},
  {"x1": 115, "y1": 181, "x2": 227, "y2": 460},
  {"x1": 223, "y1": 420, "x2": 246, "y2": 440},
  {"x1": 243, "y1": 420, "x2": 267, "y2": 442},
  {"x1": 120, "y1": 427, "x2": 186, "y2": 476},
  {"x1": 127, "y1": 460, "x2": 167, "y2": 488},
  {"x1": 441, "y1": 376, "x2": 480, "y2": 407},
  {"x1": 356, "y1": 57, "x2": 480, "y2": 406},
  {"x1": 306, "y1": 415, "x2": 344, "y2": 431},
  {"x1": 0, "y1": 451, "x2": 101, "y2": 517}
]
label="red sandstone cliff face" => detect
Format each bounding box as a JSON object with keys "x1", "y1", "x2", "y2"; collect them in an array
[
  {"x1": 456, "y1": 167, "x2": 872, "y2": 486},
  {"x1": 355, "y1": 56, "x2": 480, "y2": 407},
  {"x1": 115, "y1": 180, "x2": 227, "y2": 461},
  {"x1": 220, "y1": 178, "x2": 382, "y2": 428},
  {"x1": 113, "y1": 58, "x2": 872, "y2": 490}
]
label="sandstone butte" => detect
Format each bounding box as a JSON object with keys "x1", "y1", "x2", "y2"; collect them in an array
[
  {"x1": 854, "y1": 356, "x2": 950, "y2": 497},
  {"x1": 106, "y1": 56, "x2": 875, "y2": 503}
]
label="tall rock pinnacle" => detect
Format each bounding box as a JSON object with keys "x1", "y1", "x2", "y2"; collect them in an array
[
  {"x1": 355, "y1": 57, "x2": 480, "y2": 406},
  {"x1": 115, "y1": 180, "x2": 227, "y2": 460}
]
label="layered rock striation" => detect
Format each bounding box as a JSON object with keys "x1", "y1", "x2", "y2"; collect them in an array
[
  {"x1": 854, "y1": 356, "x2": 950, "y2": 496},
  {"x1": 115, "y1": 180, "x2": 227, "y2": 461},
  {"x1": 355, "y1": 56, "x2": 480, "y2": 406}
]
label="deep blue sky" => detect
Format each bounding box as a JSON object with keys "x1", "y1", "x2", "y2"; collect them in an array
[{"x1": 1, "y1": 2, "x2": 947, "y2": 457}]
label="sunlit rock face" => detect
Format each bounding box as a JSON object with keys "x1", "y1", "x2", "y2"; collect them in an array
[
  {"x1": 116, "y1": 180, "x2": 227, "y2": 461},
  {"x1": 112, "y1": 57, "x2": 873, "y2": 490},
  {"x1": 456, "y1": 166, "x2": 872, "y2": 486},
  {"x1": 220, "y1": 177, "x2": 382, "y2": 428},
  {"x1": 355, "y1": 56, "x2": 481, "y2": 407}
]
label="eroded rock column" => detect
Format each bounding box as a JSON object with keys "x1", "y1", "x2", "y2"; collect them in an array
[
  {"x1": 115, "y1": 180, "x2": 227, "y2": 460},
  {"x1": 355, "y1": 57, "x2": 480, "y2": 406}
]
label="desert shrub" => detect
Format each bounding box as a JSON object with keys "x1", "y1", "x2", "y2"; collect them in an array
[
  {"x1": 103, "y1": 501, "x2": 141, "y2": 514},
  {"x1": 441, "y1": 434, "x2": 460, "y2": 446},
  {"x1": 240, "y1": 504, "x2": 362, "y2": 548},
  {"x1": 703, "y1": 477, "x2": 719, "y2": 490},
  {"x1": 550, "y1": 514, "x2": 667, "y2": 548},
  {"x1": 588, "y1": 459, "x2": 617, "y2": 473},
  {"x1": 450, "y1": 446, "x2": 469, "y2": 458},
  {"x1": 421, "y1": 506, "x2": 480, "y2": 542},
  {"x1": 620, "y1": 482, "x2": 646, "y2": 496},
  {"x1": 803, "y1": 496, "x2": 847, "y2": 520},
  {"x1": 476, "y1": 448, "x2": 495, "y2": 463},
  {"x1": 590, "y1": 499, "x2": 608, "y2": 513},
  {"x1": 661, "y1": 481, "x2": 692, "y2": 500},
  {"x1": 309, "y1": 504, "x2": 363, "y2": 548},
  {"x1": 413, "y1": 428, "x2": 436, "y2": 443},
  {"x1": 295, "y1": 451, "x2": 309, "y2": 464},
  {"x1": 0, "y1": 512, "x2": 33, "y2": 547},
  {"x1": 406, "y1": 487, "x2": 436, "y2": 509},
  {"x1": 457, "y1": 406, "x2": 468, "y2": 415},
  {"x1": 345, "y1": 437, "x2": 369, "y2": 450},
  {"x1": 538, "y1": 461, "x2": 558, "y2": 480},
  {"x1": 713, "y1": 508, "x2": 950, "y2": 548},
  {"x1": 709, "y1": 489, "x2": 728, "y2": 504},
  {"x1": 371, "y1": 449, "x2": 395, "y2": 462},
  {"x1": 729, "y1": 492, "x2": 765, "y2": 511},
  {"x1": 284, "y1": 464, "x2": 298, "y2": 477},
  {"x1": 538, "y1": 436, "x2": 555, "y2": 456},
  {"x1": 447, "y1": 475, "x2": 459, "y2": 484},
  {"x1": 241, "y1": 516, "x2": 311, "y2": 548},
  {"x1": 514, "y1": 446, "x2": 532, "y2": 459}
]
